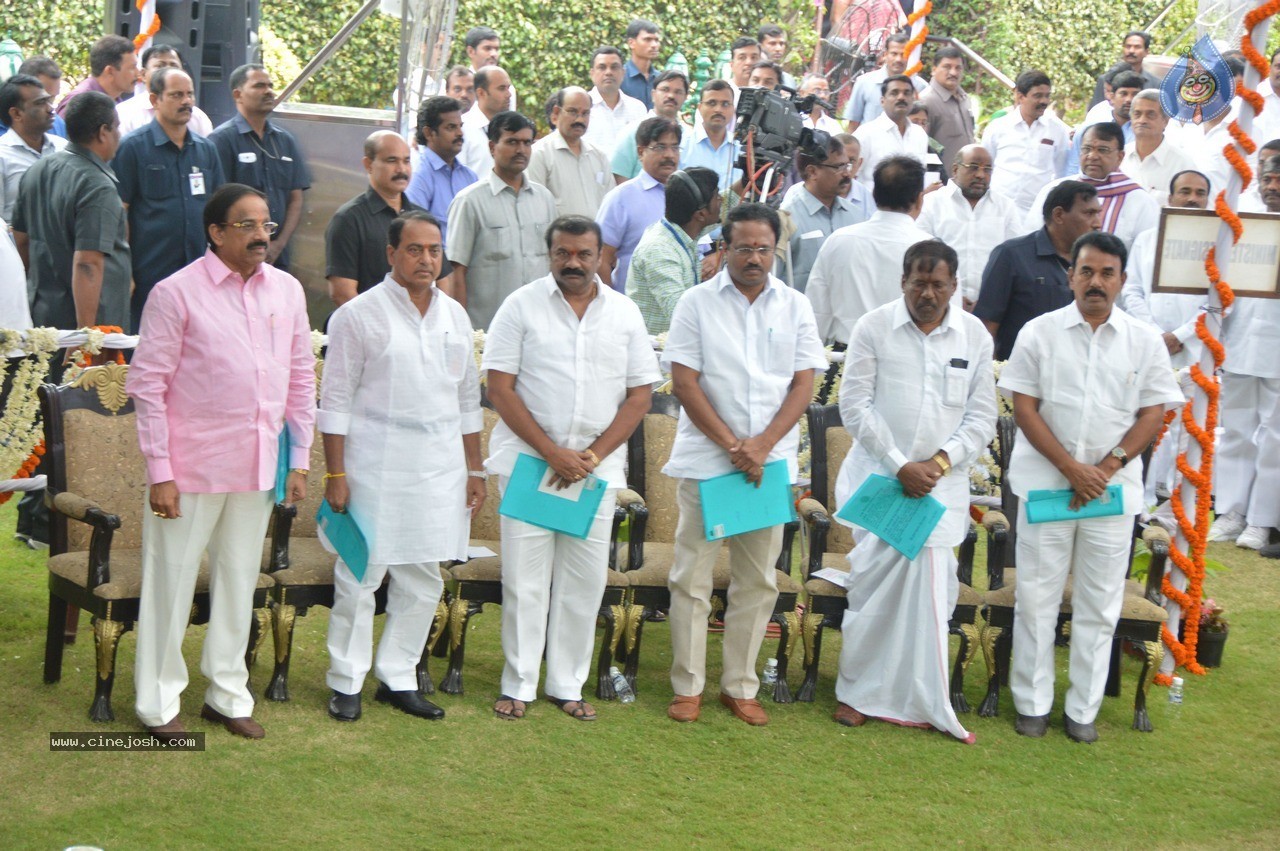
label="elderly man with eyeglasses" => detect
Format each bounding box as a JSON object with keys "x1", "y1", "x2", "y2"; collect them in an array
[
  {"x1": 528, "y1": 86, "x2": 613, "y2": 218},
  {"x1": 128, "y1": 183, "x2": 316, "y2": 741}
]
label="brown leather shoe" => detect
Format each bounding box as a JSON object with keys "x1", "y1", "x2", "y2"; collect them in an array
[
  {"x1": 719, "y1": 692, "x2": 769, "y2": 726},
  {"x1": 201, "y1": 703, "x2": 265, "y2": 739},
  {"x1": 833, "y1": 702, "x2": 867, "y2": 727},
  {"x1": 667, "y1": 694, "x2": 702, "y2": 722},
  {"x1": 146, "y1": 717, "x2": 188, "y2": 743}
]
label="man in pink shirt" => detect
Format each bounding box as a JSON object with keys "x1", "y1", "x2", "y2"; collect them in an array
[{"x1": 127, "y1": 183, "x2": 316, "y2": 740}]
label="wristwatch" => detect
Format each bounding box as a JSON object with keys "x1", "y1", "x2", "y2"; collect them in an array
[{"x1": 1109, "y1": 446, "x2": 1129, "y2": 467}]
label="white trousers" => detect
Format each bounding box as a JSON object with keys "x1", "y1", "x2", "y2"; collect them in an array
[
  {"x1": 668, "y1": 478, "x2": 782, "y2": 700},
  {"x1": 1216, "y1": 372, "x2": 1280, "y2": 525},
  {"x1": 1011, "y1": 503, "x2": 1132, "y2": 724},
  {"x1": 326, "y1": 559, "x2": 444, "y2": 694},
  {"x1": 498, "y1": 480, "x2": 616, "y2": 703},
  {"x1": 134, "y1": 490, "x2": 273, "y2": 727},
  {"x1": 834, "y1": 537, "x2": 971, "y2": 742}
]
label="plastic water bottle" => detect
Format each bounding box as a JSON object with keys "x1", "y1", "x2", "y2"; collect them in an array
[
  {"x1": 610, "y1": 666, "x2": 635, "y2": 703},
  {"x1": 1168, "y1": 676, "x2": 1184, "y2": 718},
  {"x1": 761, "y1": 658, "x2": 778, "y2": 688}
]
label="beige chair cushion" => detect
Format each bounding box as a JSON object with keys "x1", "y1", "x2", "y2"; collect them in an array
[
  {"x1": 623, "y1": 542, "x2": 801, "y2": 595},
  {"x1": 823, "y1": 427, "x2": 855, "y2": 555},
  {"x1": 451, "y1": 539, "x2": 624, "y2": 587},
  {"x1": 50, "y1": 549, "x2": 274, "y2": 601},
  {"x1": 984, "y1": 571, "x2": 1165, "y2": 621},
  {"x1": 264, "y1": 537, "x2": 457, "y2": 586},
  {"x1": 641, "y1": 413, "x2": 680, "y2": 543},
  {"x1": 62, "y1": 408, "x2": 150, "y2": 552}
]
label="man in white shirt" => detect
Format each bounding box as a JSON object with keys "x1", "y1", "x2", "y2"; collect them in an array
[
  {"x1": 0, "y1": 74, "x2": 66, "y2": 221},
  {"x1": 831, "y1": 240, "x2": 996, "y2": 743},
  {"x1": 583, "y1": 47, "x2": 647, "y2": 155},
  {"x1": 1121, "y1": 90, "x2": 1196, "y2": 205},
  {"x1": 116, "y1": 44, "x2": 213, "y2": 138},
  {"x1": 528, "y1": 87, "x2": 613, "y2": 218},
  {"x1": 662, "y1": 203, "x2": 828, "y2": 726},
  {"x1": 852, "y1": 75, "x2": 928, "y2": 190},
  {"x1": 982, "y1": 70, "x2": 1070, "y2": 215},
  {"x1": 917, "y1": 144, "x2": 1022, "y2": 307},
  {"x1": 842, "y1": 32, "x2": 926, "y2": 130},
  {"x1": 1065, "y1": 70, "x2": 1141, "y2": 176},
  {"x1": 320, "y1": 211, "x2": 486, "y2": 723},
  {"x1": 807, "y1": 156, "x2": 939, "y2": 345},
  {"x1": 998, "y1": 231, "x2": 1181, "y2": 743},
  {"x1": 458, "y1": 66, "x2": 512, "y2": 175},
  {"x1": 1023, "y1": 123, "x2": 1159, "y2": 250},
  {"x1": 484, "y1": 215, "x2": 659, "y2": 722},
  {"x1": 1209, "y1": 156, "x2": 1280, "y2": 550}
]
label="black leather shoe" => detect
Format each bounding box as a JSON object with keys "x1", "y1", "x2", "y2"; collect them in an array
[
  {"x1": 328, "y1": 690, "x2": 362, "y2": 722},
  {"x1": 1259, "y1": 542, "x2": 1280, "y2": 559},
  {"x1": 1064, "y1": 715, "x2": 1099, "y2": 744},
  {"x1": 374, "y1": 683, "x2": 444, "y2": 719},
  {"x1": 1015, "y1": 713, "x2": 1050, "y2": 738}
]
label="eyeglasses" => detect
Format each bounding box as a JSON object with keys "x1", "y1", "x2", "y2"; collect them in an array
[
  {"x1": 1080, "y1": 145, "x2": 1118, "y2": 156},
  {"x1": 402, "y1": 245, "x2": 443, "y2": 258},
  {"x1": 731, "y1": 246, "x2": 774, "y2": 258},
  {"x1": 646, "y1": 144, "x2": 680, "y2": 154},
  {"x1": 814, "y1": 162, "x2": 854, "y2": 172},
  {"x1": 958, "y1": 164, "x2": 994, "y2": 174},
  {"x1": 221, "y1": 220, "x2": 280, "y2": 235}
]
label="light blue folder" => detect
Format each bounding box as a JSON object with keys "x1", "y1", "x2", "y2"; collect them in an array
[
  {"x1": 274, "y1": 428, "x2": 290, "y2": 503},
  {"x1": 698, "y1": 459, "x2": 795, "y2": 541},
  {"x1": 498, "y1": 453, "x2": 606, "y2": 539},
  {"x1": 316, "y1": 500, "x2": 370, "y2": 582},
  {"x1": 1025, "y1": 485, "x2": 1124, "y2": 524},
  {"x1": 835, "y1": 473, "x2": 946, "y2": 560}
]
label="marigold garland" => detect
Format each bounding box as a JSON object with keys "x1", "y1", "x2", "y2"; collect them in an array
[
  {"x1": 0, "y1": 441, "x2": 46, "y2": 506},
  {"x1": 1161, "y1": 0, "x2": 1280, "y2": 676},
  {"x1": 903, "y1": 2, "x2": 933, "y2": 78},
  {"x1": 132, "y1": 1, "x2": 162, "y2": 51}
]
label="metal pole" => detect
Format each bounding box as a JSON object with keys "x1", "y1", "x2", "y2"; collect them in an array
[{"x1": 274, "y1": 0, "x2": 382, "y2": 107}]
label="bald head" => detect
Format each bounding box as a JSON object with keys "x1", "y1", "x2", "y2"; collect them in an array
[
  {"x1": 363, "y1": 130, "x2": 412, "y2": 198},
  {"x1": 951, "y1": 144, "x2": 993, "y2": 202},
  {"x1": 475, "y1": 66, "x2": 512, "y2": 116},
  {"x1": 553, "y1": 85, "x2": 592, "y2": 142}
]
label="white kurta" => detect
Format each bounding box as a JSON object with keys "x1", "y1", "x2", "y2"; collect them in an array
[
  {"x1": 832, "y1": 299, "x2": 997, "y2": 743},
  {"x1": 1022, "y1": 174, "x2": 1160, "y2": 250},
  {"x1": 317, "y1": 278, "x2": 482, "y2": 564}
]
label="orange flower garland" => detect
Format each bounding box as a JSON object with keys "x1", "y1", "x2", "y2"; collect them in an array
[
  {"x1": 132, "y1": 1, "x2": 162, "y2": 51},
  {"x1": 903, "y1": 2, "x2": 933, "y2": 78},
  {"x1": 1160, "y1": 0, "x2": 1280, "y2": 678},
  {"x1": 0, "y1": 441, "x2": 45, "y2": 506}
]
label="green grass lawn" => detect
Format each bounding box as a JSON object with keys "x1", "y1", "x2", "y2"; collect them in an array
[{"x1": 1, "y1": 499, "x2": 1277, "y2": 849}]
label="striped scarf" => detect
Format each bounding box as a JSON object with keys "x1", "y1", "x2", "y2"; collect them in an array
[{"x1": 1078, "y1": 171, "x2": 1142, "y2": 233}]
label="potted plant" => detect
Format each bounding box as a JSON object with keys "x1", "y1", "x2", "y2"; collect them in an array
[{"x1": 1196, "y1": 598, "x2": 1229, "y2": 668}]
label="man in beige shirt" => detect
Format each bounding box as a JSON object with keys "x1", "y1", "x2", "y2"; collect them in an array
[{"x1": 528, "y1": 87, "x2": 613, "y2": 218}]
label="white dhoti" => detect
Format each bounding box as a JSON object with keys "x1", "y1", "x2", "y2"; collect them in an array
[
  {"x1": 326, "y1": 559, "x2": 445, "y2": 694},
  {"x1": 1215, "y1": 372, "x2": 1280, "y2": 524},
  {"x1": 1011, "y1": 503, "x2": 1132, "y2": 724},
  {"x1": 834, "y1": 535, "x2": 973, "y2": 743},
  {"x1": 134, "y1": 489, "x2": 274, "y2": 727},
  {"x1": 498, "y1": 479, "x2": 618, "y2": 702}
]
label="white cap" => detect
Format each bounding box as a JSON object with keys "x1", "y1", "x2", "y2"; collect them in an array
[
  {"x1": 610, "y1": 666, "x2": 622, "y2": 676},
  {"x1": 1172, "y1": 676, "x2": 1184, "y2": 686},
  {"x1": 767, "y1": 658, "x2": 778, "y2": 665}
]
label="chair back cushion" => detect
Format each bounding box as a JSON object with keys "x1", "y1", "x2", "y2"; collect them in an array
[
  {"x1": 471, "y1": 408, "x2": 502, "y2": 540},
  {"x1": 823, "y1": 426, "x2": 855, "y2": 555},
  {"x1": 641, "y1": 410, "x2": 680, "y2": 543},
  {"x1": 62, "y1": 406, "x2": 148, "y2": 551}
]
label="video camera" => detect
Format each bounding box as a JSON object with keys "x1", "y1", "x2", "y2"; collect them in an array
[{"x1": 734, "y1": 86, "x2": 837, "y2": 201}]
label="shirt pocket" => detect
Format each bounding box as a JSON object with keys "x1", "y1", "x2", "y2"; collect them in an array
[
  {"x1": 941, "y1": 362, "x2": 969, "y2": 408},
  {"x1": 766, "y1": 329, "x2": 798, "y2": 377},
  {"x1": 593, "y1": 336, "x2": 629, "y2": 384},
  {"x1": 443, "y1": 336, "x2": 470, "y2": 382},
  {"x1": 141, "y1": 164, "x2": 173, "y2": 202},
  {"x1": 481, "y1": 223, "x2": 511, "y2": 261}
]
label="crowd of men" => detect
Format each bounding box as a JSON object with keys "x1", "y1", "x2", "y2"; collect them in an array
[{"x1": 2, "y1": 17, "x2": 1277, "y2": 745}]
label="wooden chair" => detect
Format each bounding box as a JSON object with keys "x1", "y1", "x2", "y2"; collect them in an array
[
  {"x1": 40, "y1": 364, "x2": 274, "y2": 721},
  {"x1": 439, "y1": 407, "x2": 633, "y2": 699},
  {"x1": 263, "y1": 434, "x2": 451, "y2": 701},
  {"x1": 794, "y1": 403, "x2": 984, "y2": 707},
  {"x1": 614, "y1": 394, "x2": 803, "y2": 702},
  {"x1": 976, "y1": 415, "x2": 1172, "y2": 731}
]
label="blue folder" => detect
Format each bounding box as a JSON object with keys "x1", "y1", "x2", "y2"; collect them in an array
[
  {"x1": 1025, "y1": 485, "x2": 1124, "y2": 524},
  {"x1": 274, "y1": 428, "x2": 290, "y2": 503},
  {"x1": 316, "y1": 500, "x2": 370, "y2": 582},
  {"x1": 698, "y1": 459, "x2": 795, "y2": 541},
  {"x1": 498, "y1": 453, "x2": 607, "y2": 539},
  {"x1": 835, "y1": 473, "x2": 946, "y2": 560}
]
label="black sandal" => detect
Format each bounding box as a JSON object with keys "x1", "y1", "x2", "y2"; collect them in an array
[
  {"x1": 494, "y1": 695, "x2": 527, "y2": 720},
  {"x1": 546, "y1": 696, "x2": 597, "y2": 721}
]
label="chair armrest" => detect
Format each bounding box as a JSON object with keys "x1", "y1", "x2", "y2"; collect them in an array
[
  {"x1": 615, "y1": 492, "x2": 648, "y2": 571},
  {"x1": 616, "y1": 488, "x2": 645, "y2": 509},
  {"x1": 982, "y1": 509, "x2": 1010, "y2": 590},
  {"x1": 957, "y1": 521, "x2": 978, "y2": 587},
  {"x1": 267, "y1": 502, "x2": 298, "y2": 572},
  {"x1": 1142, "y1": 525, "x2": 1171, "y2": 604},
  {"x1": 797, "y1": 498, "x2": 831, "y2": 580},
  {"x1": 776, "y1": 519, "x2": 800, "y2": 574},
  {"x1": 47, "y1": 489, "x2": 122, "y2": 590}
]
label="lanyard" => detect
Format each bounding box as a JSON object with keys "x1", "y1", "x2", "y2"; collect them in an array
[{"x1": 661, "y1": 220, "x2": 698, "y2": 285}]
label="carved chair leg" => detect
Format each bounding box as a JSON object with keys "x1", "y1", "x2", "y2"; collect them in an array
[
  {"x1": 266, "y1": 602, "x2": 297, "y2": 702},
  {"x1": 246, "y1": 606, "x2": 270, "y2": 668},
  {"x1": 977, "y1": 623, "x2": 1004, "y2": 717},
  {"x1": 951, "y1": 622, "x2": 981, "y2": 714},
  {"x1": 44, "y1": 591, "x2": 68, "y2": 684},
  {"x1": 770, "y1": 610, "x2": 800, "y2": 704},
  {"x1": 417, "y1": 598, "x2": 451, "y2": 696},
  {"x1": 595, "y1": 605, "x2": 619, "y2": 700},
  {"x1": 64, "y1": 603, "x2": 80, "y2": 645},
  {"x1": 796, "y1": 611, "x2": 826, "y2": 703},
  {"x1": 1105, "y1": 636, "x2": 1123, "y2": 698},
  {"x1": 89, "y1": 617, "x2": 128, "y2": 722},
  {"x1": 622, "y1": 607, "x2": 650, "y2": 692},
  {"x1": 1132, "y1": 639, "x2": 1164, "y2": 732},
  {"x1": 440, "y1": 598, "x2": 483, "y2": 696},
  {"x1": 997, "y1": 627, "x2": 1012, "y2": 685}
]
